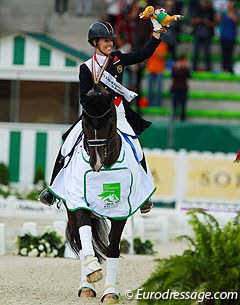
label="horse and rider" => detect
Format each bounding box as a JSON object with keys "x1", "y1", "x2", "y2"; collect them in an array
[{"x1": 39, "y1": 19, "x2": 163, "y2": 303}]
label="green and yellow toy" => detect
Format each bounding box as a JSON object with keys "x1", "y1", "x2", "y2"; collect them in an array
[{"x1": 139, "y1": 5, "x2": 184, "y2": 33}]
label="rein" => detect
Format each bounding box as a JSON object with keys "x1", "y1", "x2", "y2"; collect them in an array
[{"x1": 82, "y1": 107, "x2": 112, "y2": 120}]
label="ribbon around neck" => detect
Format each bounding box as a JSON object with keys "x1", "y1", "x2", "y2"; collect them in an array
[
  {"x1": 92, "y1": 54, "x2": 110, "y2": 84},
  {"x1": 87, "y1": 57, "x2": 138, "y2": 102}
]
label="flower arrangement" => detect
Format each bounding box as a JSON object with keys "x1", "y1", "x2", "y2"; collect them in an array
[
  {"x1": 0, "y1": 162, "x2": 46, "y2": 201},
  {"x1": 17, "y1": 227, "x2": 66, "y2": 258},
  {"x1": 0, "y1": 180, "x2": 45, "y2": 201}
]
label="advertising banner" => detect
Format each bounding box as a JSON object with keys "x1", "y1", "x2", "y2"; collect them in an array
[
  {"x1": 185, "y1": 157, "x2": 240, "y2": 201},
  {"x1": 181, "y1": 155, "x2": 240, "y2": 212},
  {"x1": 145, "y1": 153, "x2": 177, "y2": 199}
]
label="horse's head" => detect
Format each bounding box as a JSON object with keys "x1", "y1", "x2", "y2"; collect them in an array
[{"x1": 82, "y1": 85, "x2": 120, "y2": 172}]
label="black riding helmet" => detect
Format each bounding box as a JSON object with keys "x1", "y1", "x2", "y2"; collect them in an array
[{"x1": 88, "y1": 22, "x2": 116, "y2": 46}]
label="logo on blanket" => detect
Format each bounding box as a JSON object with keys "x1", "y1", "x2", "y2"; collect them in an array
[{"x1": 98, "y1": 183, "x2": 121, "y2": 208}]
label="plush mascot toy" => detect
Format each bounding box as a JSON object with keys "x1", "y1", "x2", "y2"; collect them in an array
[{"x1": 139, "y1": 5, "x2": 184, "y2": 33}]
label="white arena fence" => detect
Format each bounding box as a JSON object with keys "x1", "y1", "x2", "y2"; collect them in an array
[
  {"x1": 0, "y1": 123, "x2": 239, "y2": 256},
  {"x1": 0, "y1": 122, "x2": 239, "y2": 212},
  {"x1": 0, "y1": 199, "x2": 238, "y2": 257}
]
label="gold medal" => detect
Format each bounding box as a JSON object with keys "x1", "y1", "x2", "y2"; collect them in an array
[{"x1": 117, "y1": 65, "x2": 123, "y2": 73}]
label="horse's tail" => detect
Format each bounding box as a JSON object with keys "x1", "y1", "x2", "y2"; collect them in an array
[
  {"x1": 65, "y1": 222, "x2": 81, "y2": 258},
  {"x1": 91, "y1": 217, "x2": 110, "y2": 262},
  {"x1": 65, "y1": 218, "x2": 109, "y2": 263}
]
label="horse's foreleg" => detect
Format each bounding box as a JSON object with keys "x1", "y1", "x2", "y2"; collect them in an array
[
  {"x1": 78, "y1": 225, "x2": 103, "y2": 283},
  {"x1": 75, "y1": 209, "x2": 103, "y2": 283},
  {"x1": 106, "y1": 218, "x2": 127, "y2": 258},
  {"x1": 78, "y1": 250, "x2": 97, "y2": 298},
  {"x1": 101, "y1": 257, "x2": 120, "y2": 303},
  {"x1": 68, "y1": 209, "x2": 102, "y2": 297},
  {"x1": 101, "y1": 219, "x2": 127, "y2": 303}
]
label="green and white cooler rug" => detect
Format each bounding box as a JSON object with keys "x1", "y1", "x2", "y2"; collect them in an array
[{"x1": 50, "y1": 133, "x2": 156, "y2": 219}]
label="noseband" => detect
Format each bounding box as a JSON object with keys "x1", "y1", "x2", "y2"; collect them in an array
[{"x1": 82, "y1": 107, "x2": 112, "y2": 121}]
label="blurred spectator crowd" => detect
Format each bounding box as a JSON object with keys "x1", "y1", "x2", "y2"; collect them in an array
[
  {"x1": 55, "y1": 0, "x2": 239, "y2": 75},
  {"x1": 102, "y1": 0, "x2": 239, "y2": 74},
  {"x1": 101, "y1": 0, "x2": 239, "y2": 118},
  {"x1": 55, "y1": 0, "x2": 239, "y2": 118}
]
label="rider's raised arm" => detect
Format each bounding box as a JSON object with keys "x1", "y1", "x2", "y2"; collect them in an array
[{"x1": 120, "y1": 34, "x2": 161, "y2": 66}]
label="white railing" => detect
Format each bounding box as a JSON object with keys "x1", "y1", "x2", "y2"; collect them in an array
[
  {"x1": 0, "y1": 123, "x2": 239, "y2": 256},
  {"x1": 0, "y1": 199, "x2": 238, "y2": 256}
]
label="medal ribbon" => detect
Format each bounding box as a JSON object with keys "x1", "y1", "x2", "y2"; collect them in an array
[
  {"x1": 86, "y1": 58, "x2": 138, "y2": 102},
  {"x1": 92, "y1": 54, "x2": 110, "y2": 84}
]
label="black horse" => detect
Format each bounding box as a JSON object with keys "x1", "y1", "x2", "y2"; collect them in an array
[{"x1": 66, "y1": 85, "x2": 127, "y2": 303}]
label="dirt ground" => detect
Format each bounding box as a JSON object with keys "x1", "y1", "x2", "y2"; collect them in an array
[
  {"x1": 0, "y1": 254, "x2": 156, "y2": 305},
  {"x1": 0, "y1": 241, "x2": 187, "y2": 305}
]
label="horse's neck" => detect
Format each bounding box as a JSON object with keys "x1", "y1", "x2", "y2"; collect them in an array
[{"x1": 104, "y1": 132, "x2": 121, "y2": 167}]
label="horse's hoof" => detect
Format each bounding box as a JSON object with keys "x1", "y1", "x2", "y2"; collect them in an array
[
  {"x1": 84, "y1": 256, "x2": 103, "y2": 283},
  {"x1": 102, "y1": 294, "x2": 119, "y2": 304},
  {"x1": 101, "y1": 286, "x2": 120, "y2": 304},
  {"x1": 87, "y1": 269, "x2": 103, "y2": 283},
  {"x1": 78, "y1": 288, "x2": 96, "y2": 298},
  {"x1": 78, "y1": 281, "x2": 96, "y2": 298}
]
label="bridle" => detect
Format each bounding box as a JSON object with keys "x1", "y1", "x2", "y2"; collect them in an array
[
  {"x1": 82, "y1": 107, "x2": 112, "y2": 121},
  {"x1": 82, "y1": 105, "x2": 119, "y2": 160},
  {"x1": 86, "y1": 131, "x2": 119, "y2": 160}
]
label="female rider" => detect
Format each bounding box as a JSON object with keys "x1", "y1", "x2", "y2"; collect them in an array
[
  {"x1": 39, "y1": 20, "x2": 163, "y2": 213},
  {"x1": 39, "y1": 19, "x2": 163, "y2": 301}
]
